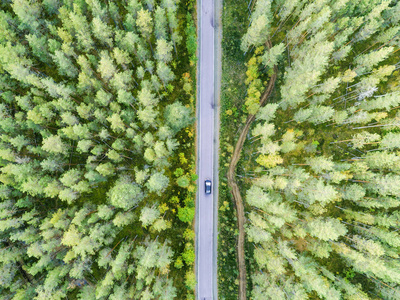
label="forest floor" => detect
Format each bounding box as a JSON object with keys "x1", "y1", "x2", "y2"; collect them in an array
[
  {"x1": 227, "y1": 48, "x2": 277, "y2": 299},
  {"x1": 217, "y1": 0, "x2": 248, "y2": 298}
]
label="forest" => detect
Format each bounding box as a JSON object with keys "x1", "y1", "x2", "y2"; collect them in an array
[
  {"x1": 0, "y1": 0, "x2": 197, "y2": 299},
  {"x1": 220, "y1": 0, "x2": 400, "y2": 299}
]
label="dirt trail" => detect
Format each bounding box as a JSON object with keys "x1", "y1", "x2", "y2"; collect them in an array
[{"x1": 227, "y1": 41, "x2": 277, "y2": 300}]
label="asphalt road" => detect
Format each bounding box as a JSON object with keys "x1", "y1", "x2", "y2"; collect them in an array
[{"x1": 196, "y1": 0, "x2": 216, "y2": 299}]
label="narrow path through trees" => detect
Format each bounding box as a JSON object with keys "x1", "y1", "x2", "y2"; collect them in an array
[{"x1": 227, "y1": 41, "x2": 277, "y2": 300}]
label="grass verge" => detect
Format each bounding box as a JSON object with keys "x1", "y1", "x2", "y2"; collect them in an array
[{"x1": 218, "y1": 0, "x2": 249, "y2": 298}]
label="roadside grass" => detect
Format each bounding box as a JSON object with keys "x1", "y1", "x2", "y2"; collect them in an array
[{"x1": 218, "y1": 0, "x2": 249, "y2": 298}]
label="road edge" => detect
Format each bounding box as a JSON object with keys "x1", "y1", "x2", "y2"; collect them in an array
[{"x1": 213, "y1": 0, "x2": 222, "y2": 298}]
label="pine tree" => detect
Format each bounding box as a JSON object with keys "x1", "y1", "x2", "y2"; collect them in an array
[
  {"x1": 156, "y1": 39, "x2": 173, "y2": 63},
  {"x1": 137, "y1": 8, "x2": 153, "y2": 39},
  {"x1": 146, "y1": 172, "x2": 169, "y2": 195},
  {"x1": 307, "y1": 218, "x2": 347, "y2": 241},
  {"x1": 107, "y1": 176, "x2": 144, "y2": 210},
  {"x1": 98, "y1": 51, "x2": 117, "y2": 81},
  {"x1": 262, "y1": 43, "x2": 285, "y2": 69},
  {"x1": 164, "y1": 101, "x2": 193, "y2": 133},
  {"x1": 91, "y1": 17, "x2": 113, "y2": 47},
  {"x1": 157, "y1": 61, "x2": 175, "y2": 85},
  {"x1": 306, "y1": 156, "x2": 334, "y2": 174},
  {"x1": 241, "y1": 0, "x2": 272, "y2": 51},
  {"x1": 140, "y1": 206, "x2": 160, "y2": 228},
  {"x1": 154, "y1": 7, "x2": 168, "y2": 39}
]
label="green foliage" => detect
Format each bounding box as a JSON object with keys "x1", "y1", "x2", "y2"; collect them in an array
[
  {"x1": 174, "y1": 256, "x2": 184, "y2": 269},
  {"x1": 107, "y1": 177, "x2": 144, "y2": 210},
  {"x1": 218, "y1": 0, "x2": 249, "y2": 296},
  {"x1": 222, "y1": 0, "x2": 400, "y2": 298},
  {"x1": 140, "y1": 206, "x2": 160, "y2": 228},
  {"x1": 174, "y1": 168, "x2": 184, "y2": 177},
  {"x1": 185, "y1": 271, "x2": 196, "y2": 290},
  {"x1": 244, "y1": 56, "x2": 263, "y2": 114},
  {"x1": 241, "y1": 0, "x2": 272, "y2": 51},
  {"x1": 190, "y1": 173, "x2": 198, "y2": 182},
  {"x1": 42, "y1": 135, "x2": 67, "y2": 154},
  {"x1": 183, "y1": 228, "x2": 195, "y2": 241},
  {"x1": 182, "y1": 243, "x2": 195, "y2": 265},
  {"x1": 146, "y1": 172, "x2": 169, "y2": 195},
  {"x1": 164, "y1": 101, "x2": 194, "y2": 133},
  {"x1": 177, "y1": 175, "x2": 190, "y2": 188},
  {"x1": 0, "y1": 0, "x2": 197, "y2": 298},
  {"x1": 185, "y1": 12, "x2": 197, "y2": 65},
  {"x1": 261, "y1": 43, "x2": 285, "y2": 69},
  {"x1": 177, "y1": 205, "x2": 195, "y2": 224}
]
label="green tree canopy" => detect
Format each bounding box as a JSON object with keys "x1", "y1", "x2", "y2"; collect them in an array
[{"x1": 107, "y1": 176, "x2": 144, "y2": 210}]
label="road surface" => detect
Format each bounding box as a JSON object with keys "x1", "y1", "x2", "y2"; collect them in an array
[{"x1": 196, "y1": 0, "x2": 217, "y2": 298}]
